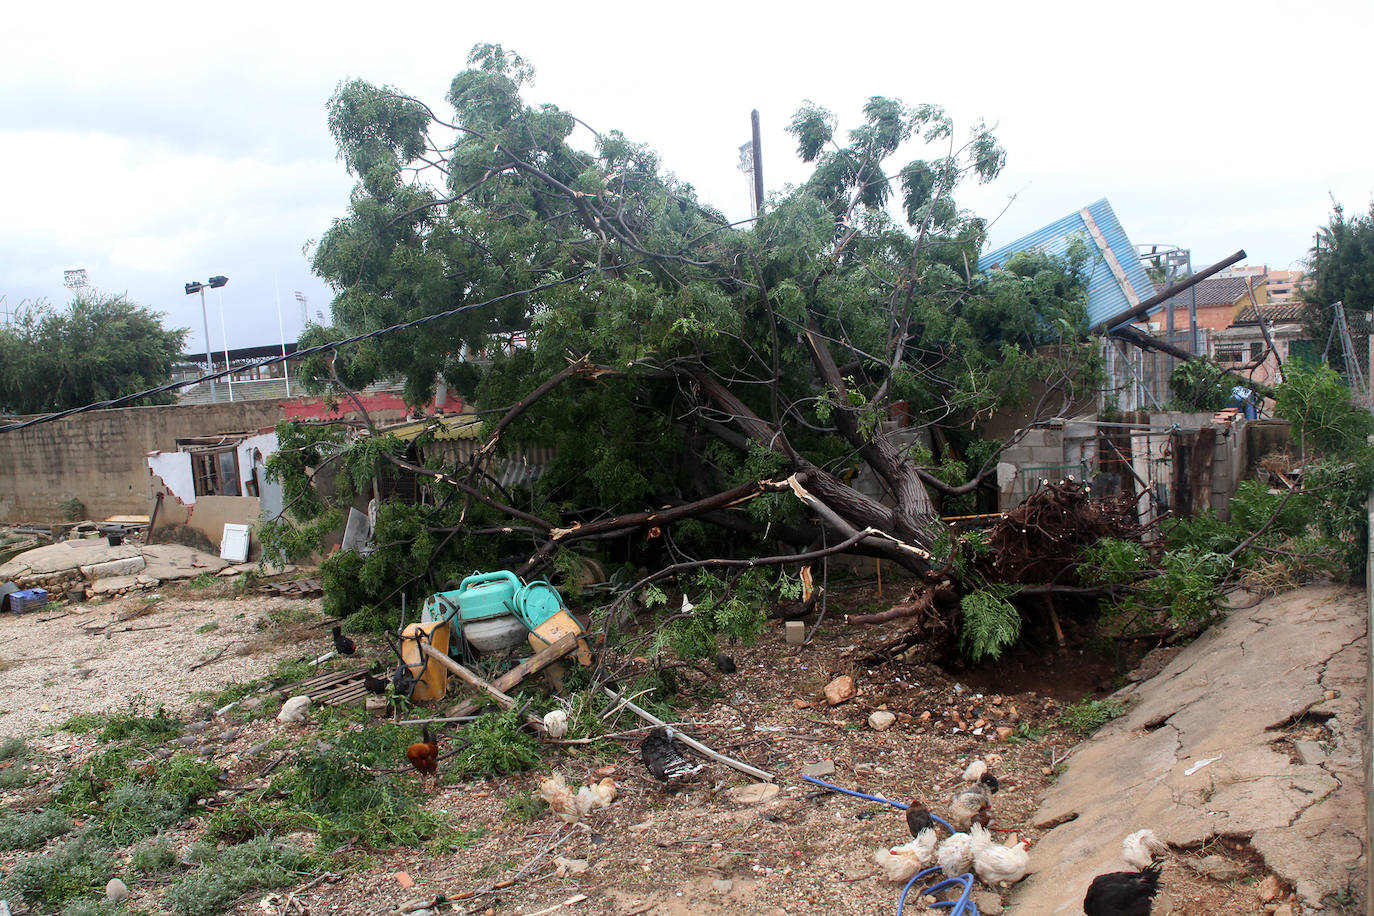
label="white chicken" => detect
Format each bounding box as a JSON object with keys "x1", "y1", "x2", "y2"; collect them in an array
[
  {"x1": 937, "y1": 831, "x2": 974, "y2": 877},
  {"x1": 969, "y1": 824, "x2": 1031, "y2": 887},
  {"x1": 1121, "y1": 828, "x2": 1167, "y2": 870},
  {"x1": 576, "y1": 777, "x2": 617, "y2": 817},
  {"x1": 962, "y1": 758, "x2": 988, "y2": 783},
  {"x1": 872, "y1": 828, "x2": 939, "y2": 881}
]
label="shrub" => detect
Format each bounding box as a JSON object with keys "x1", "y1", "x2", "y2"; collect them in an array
[
  {"x1": 2, "y1": 834, "x2": 114, "y2": 909},
  {"x1": 162, "y1": 837, "x2": 310, "y2": 916},
  {"x1": 0, "y1": 807, "x2": 72, "y2": 850},
  {"x1": 131, "y1": 836, "x2": 177, "y2": 874}
]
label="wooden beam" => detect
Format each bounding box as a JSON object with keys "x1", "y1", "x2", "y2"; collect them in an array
[
  {"x1": 445, "y1": 633, "x2": 581, "y2": 719},
  {"x1": 420, "y1": 644, "x2": 547, "y2": 733}
]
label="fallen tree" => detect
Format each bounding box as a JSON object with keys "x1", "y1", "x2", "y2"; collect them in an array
[{"x1": 262, "y1": 43, "x2": 1102, "y2": 651}]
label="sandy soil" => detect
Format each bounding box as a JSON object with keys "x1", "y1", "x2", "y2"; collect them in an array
[{"x1": 0, "y1": 587, "x2": 320, "y2": 738}]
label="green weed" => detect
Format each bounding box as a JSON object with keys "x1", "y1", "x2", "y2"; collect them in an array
[
  {"x1": 131, "y1": 836, "x2": 177, "y2": 875},
  {"x1": 0, "y1": 807, "x2": 73, "y2": 850},
  {"x1": 189, "y1": 573, "x2": 218, "y2": 589},
  {"x1": 98, "y1": 703, "x2": 183, "y2": 744},
  {"x1": 1, "y1": 834, "x2": 115, "y2": 909},
  {"x1": 503, "y1": 792, "x2": 546, "y2": 824},
  {"x1": 1056, "y1": 697, "x2": 1125, "y2": 736},
  {"x1": 446, "y1": 708, "x2": 542, "y2": 780},
  {"x1": 426, "y1": 828, "x2": 484, "y2": 855},
  {"x1": 195, "y1": 622, "x2": 220, "y2": 634},
  {"x1": 162, "y1": 836, "x2": 311, "y2": 916},
  {"x1": 0, "y1": 736, "x2": 30, "y2": 760}
]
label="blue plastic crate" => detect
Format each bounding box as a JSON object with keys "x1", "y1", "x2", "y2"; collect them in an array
[{"x1": 9, "y1": 588, "x2": 47, "y2": 612}]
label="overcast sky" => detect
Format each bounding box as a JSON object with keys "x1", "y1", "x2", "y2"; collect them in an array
[{"x1": 2, "y1": 1, "x2": 1369, "y2": 355}]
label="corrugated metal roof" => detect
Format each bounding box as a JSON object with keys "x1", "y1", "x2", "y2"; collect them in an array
[
  {"x1": 381, "y1": 414, "x2": 483, "y2": 441},
  {"x1": 979, "y1": 198, "x2": 1154, "y2": 330}
]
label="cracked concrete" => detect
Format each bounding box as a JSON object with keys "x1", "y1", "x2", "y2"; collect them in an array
[{"x1": 1008, "y1": 584, "x2": 1367, "y2": 913}]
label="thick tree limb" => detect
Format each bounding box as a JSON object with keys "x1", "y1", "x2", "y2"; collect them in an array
[{"x1": 470, "y1": 353, "x2": 590, "y2": 467}]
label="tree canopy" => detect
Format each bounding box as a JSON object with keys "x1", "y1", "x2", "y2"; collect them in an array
[
  {"x1": 280, "y1": 44, "x2": 1099, "y2": 641},
  {"x1": 0, "y1": 292, "x2": 187, "y2": 414},
  {"x1": 1302, "y1": 199, "x2": 1374, "y2": 370}
]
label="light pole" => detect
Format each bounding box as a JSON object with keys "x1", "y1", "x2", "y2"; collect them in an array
[{"x1": 184, "y1": 275, "x2": 228, "y2": 402}]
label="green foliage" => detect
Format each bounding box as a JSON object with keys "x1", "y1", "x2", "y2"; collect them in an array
[
  {"x1": 131, "y1": 836, "x2": 177, "y2": 875},
  {"x1": 162, "y1": 837, "x2": 311, "y2": 916},
  {"x1": 1302, "y1": 200, "x2": 1374, "y2": 374},
  {"x1": 446, "y1": 708, "x2": 543, "y2": 779},
  {"x1": 649, "y1": 570, "x2": 774, "y2": 662},
  {"x1": 188, "y1": 573, "x2": 218, "y2": 589},
  {"x1": 58, "y1": 712, "x2": 107, "y2": 735},
  {"x1": 0, "y1": 735, "x2": 30, "y2": 760},
  {"x1": 59, "y1": 497, "x2": 86, "y2": 522},
  {"x1": 0, "y1": 807, "x2": 72, "y2": 850},
  {"x1": 1168, "y1": 358, "x2": 1234, "y2": 411},
  {"x1": 0, "y1": 292, "x2": 187, "y2": 414},
  {"x1": 1078, "y1": 538, "x2": 1148, "y2": 585},
  {"x1": 503, "y1": 791, "x2": 547, "y2": 824},
  {"x1": 1056, "y1": 697, "x2": 1124, "y2": 736},
  {"x1": 99, "y1": 783, "x2": 190, "y2": 847},
  {"x1": 1, "y1": 834, "x2": 115, "y2": 909},
  {"x1": 958, "y1": 585, "x2": 1023, "y2": 662},
  {"x1": 97, "y1": 703, "x2": 183, "y2": 744}
]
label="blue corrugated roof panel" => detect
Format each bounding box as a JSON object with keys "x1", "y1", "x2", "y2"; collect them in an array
[{"x1": 978, "y1": 198, "x2": 1154, "y2": 330}]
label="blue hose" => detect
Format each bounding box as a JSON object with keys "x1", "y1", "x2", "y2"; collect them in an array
[{"x1": 800, "y1": 773, "x2": 956, "y2": 833}]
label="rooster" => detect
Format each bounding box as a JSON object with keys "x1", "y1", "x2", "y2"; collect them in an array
[
  {"x1": 363, "y1": 673, "x2": 389, "y2": 694},
  {"x1": 1083, "y1": 862, "x2": 1162, "y2": 916},
  {"x1": 405, "y1": 725, "x2": 440, "y2": 789},
  {"x1": 1121, "y1": 829, "x2": 1167, "y2": 870},
  {"x1": 641, "y1": 727, "x2": 704, "y2": 785},
  {"x1": 331, "y1": 625, "x2": 355, "y2": 656},
  {"x1": 873, "y1": 827, "x2": 939, "y2": 881},
  {"x1": 969, "y1": 823, "x2": 1031, "y2": 886}
]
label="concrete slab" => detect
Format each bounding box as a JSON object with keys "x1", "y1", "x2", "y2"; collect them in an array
[
  {"x1": 0, "y1": 541, "x2": 143, "y2": 578},
  {"x1": 139, "y1": 544, "x2": 229, "y2": 580},
  {"x1": 1011, "y1": 584, "x2": 1367, "y2": 913}
]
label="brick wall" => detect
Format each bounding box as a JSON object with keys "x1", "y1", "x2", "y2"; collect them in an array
[{"x1": 0, "y1": 397, "x2": 413, "y2": 524}]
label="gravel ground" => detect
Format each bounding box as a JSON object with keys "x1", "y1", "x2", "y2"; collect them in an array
[{"x1": 0, "y1": 586, "x2": 320, "y2": 738}]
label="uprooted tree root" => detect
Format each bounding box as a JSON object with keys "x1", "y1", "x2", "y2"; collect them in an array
[{"x1": 847, "y1": 480, "x2": 1144, "y2": 657}]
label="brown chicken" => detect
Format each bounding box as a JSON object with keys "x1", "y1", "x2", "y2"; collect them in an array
[{"x1": 406, "y1": 725, "x2": 440, "y2": 789}]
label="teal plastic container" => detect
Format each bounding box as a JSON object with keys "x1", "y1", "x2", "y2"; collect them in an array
[
  {"x1": 514, "y1": 581, "x2": 566, "y2": 630},
  {"x1": 455, "y1": 570, "x2": 523, "y2": 621}
]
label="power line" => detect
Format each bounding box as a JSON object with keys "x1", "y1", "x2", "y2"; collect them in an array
[{"x1": 0, "y1": 270, "x2": 592, "y2": 435}]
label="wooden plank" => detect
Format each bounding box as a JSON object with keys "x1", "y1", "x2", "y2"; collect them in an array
[
  {"x1": 420, "y1": 645, "x2": 547, "y2": 733},
  {"x1": 1189, "y1": 427, "x2": 1216, "y2": 515},
  {"x1": 446, "y1": 633, "x2": 581, "y2": 719}
]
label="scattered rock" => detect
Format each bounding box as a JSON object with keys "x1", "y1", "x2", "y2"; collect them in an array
[
  {"x1": 219, "y1": 727, "x2": 243, "y2": 743},
  {"x1": 240, "y1": 696, "x2": 263, "y2": 711},
  {"x1": 1257, "y1": 873, "x2": 1281, "y2": 903},
  {"x1": 973, "y1": 891, "x2": 1003, "y2": 915},
  {"x1": 784, "y1": 621, "x2": 805, "y2": 645},
  {"x1": 185, "y1": 721, "x2": 208, "y2": 736},
  {"x1": 1293, "y1": 740, "x2": 1327, "y2": 766},
  {"x1": 726, "y1": 783, "x2": 780, "y2": 805},
  {"x1": 366, "y1": 696, "x2": 389, "y2": 717},
  {"x1": 824, "y1": 675, "x2": 856, "y2": 705},
  {"x1": 1190, "y1": 854, "x2": 1246, "y2": 881},
  {"x1": 711, "y1": 878, "x2": 734, "y2": 894},
  {"x1": 995, "y1": 726, "x2": 1015, "y2": 741},
  {"x1": 277, "y1": 696, "x2": 311, "y2": 724},
  {"x1": 800, "y1": 759, "x2": 836, "y2": 778},
  {"x1": 244, "y1": 741, "x2": 270, "y2": 758},
  {"x1": 105, "y1": 878, "x2": 129, "y2": 903},
  {"x1": 553, "y1": 856, "x2": 588, "y2": 878},
  {"x1": 1272, "y1": 904, "x2": 1293, "y2": 916},
  {"x1": 868, "y1": 710, "x2": 896, "y2": 731}
]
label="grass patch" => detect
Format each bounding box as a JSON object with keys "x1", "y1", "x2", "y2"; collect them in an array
[
  {"x1": 503, "y1": 792, "x2": 546, "y2": 824},
  {"x1": 195, "y1": 621, "x2": 220, "y2": 634},
  {"x1": 189, "y1": 573, "x2": 218, "y2": 589},
  {"x1": 57, "y1": 712, "x2": 108, "y2": 735},
  {"x1": 0, "y1": 807, "x2": 73, "y2": 850},
  {"x1": 1, "y1": 834, "x2": 115, "y2": 909},
  {"x1": 162, "y1": 836, "x2": 311, "y2": 916},
  {"x1": 426, "y1": 828, "x2": 484, "y2": 855},
  {"x1": 98, "y1": 703, "x2": 183, "y2": 744},
  {"x1": 1056, "y1": 696, "x2": 1125, "y2": 736},
  {"x1": 0, "y1": 736, "x2": 30, "y2": 760},
  {"x1": 131, "y1": 835, "x2": 177, "y2": 875}
]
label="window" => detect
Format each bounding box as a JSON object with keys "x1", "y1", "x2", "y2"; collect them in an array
[
  {"x1": 177, "y1": 436, "x2": 245, "y2": 497},
  {"x1": 1215, "y1": 345, "x2": 1245, "y2": 363}
]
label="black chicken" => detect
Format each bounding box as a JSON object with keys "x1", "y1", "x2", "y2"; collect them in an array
[
  {"x1": 331, "y1": 626, "x2": 355, "y2": 655},
  {"x1": 905, "y1": 799, "x2": 935, "y2": 837},
  {"x1": 715, "y1": 652, "x2": 736, "y2": 674},
  {"x1": 641, "y1": 727, "x2": 704, "y2": 785},
  {"x1": 1083, "y1": 862, "x2": 1162, "y2": 916},
  {"x1": 363, "y1": 673, "x2": 388, "y2": 694}
]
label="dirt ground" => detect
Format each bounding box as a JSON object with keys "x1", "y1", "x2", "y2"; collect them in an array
[{"x1": 0, "y1": 580, "x2": 1324, "y2": 915}]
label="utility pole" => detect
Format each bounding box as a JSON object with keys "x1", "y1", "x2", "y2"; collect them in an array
[{"x1": 750, "y1": 109, "x2": 764, "y2": 217}]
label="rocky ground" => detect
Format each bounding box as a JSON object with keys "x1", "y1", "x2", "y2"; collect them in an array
[{"x1": 0, "y1": 578, "x2": 1362, "y2": 916}]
